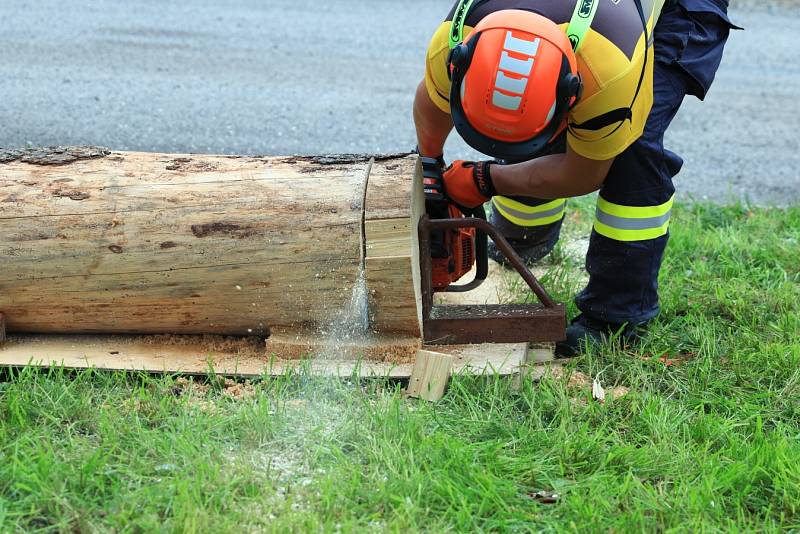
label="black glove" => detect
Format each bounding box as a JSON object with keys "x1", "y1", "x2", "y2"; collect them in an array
[
  {"x1": 420, "y1": 154, "x2": 447, "y2": 201},
  {"x1": 416, "y1": 151, "x2": 449, "y2": 258}
]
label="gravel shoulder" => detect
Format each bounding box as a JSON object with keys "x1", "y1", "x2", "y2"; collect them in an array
[{"x1": 0, "y1": 1, "x2": 797, "y2": 205}]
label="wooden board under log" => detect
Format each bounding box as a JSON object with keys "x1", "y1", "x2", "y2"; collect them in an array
[
  {"x1": 0, "y1": 334, "x2": 534, "y2": 378},
  {"x1": 0, "y1": 147, "x2": 422, "y2": 338}
]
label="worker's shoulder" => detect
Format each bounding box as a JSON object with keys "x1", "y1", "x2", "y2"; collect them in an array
[
  {"x1": 446, "y1": 0, "x2": 654, "y2": 57},
  {"x1": 576, "y1": 0, "x2": 657, "y2": 97}
]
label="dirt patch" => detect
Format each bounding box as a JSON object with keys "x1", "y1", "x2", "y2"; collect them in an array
[
  {"x1": 550, "y1": 366, "x2": 593, "y2": 388},
  {"x1": 173, "y1": 376, "x2": 258, "y2": 410},
  {"x1": 548, "y1": 366, "x2": 630, "y2": 404},
  {"x1": 174, "y1": 376, "x2": 212, "y2": 395},
  {"x1": 221, "y1": 378, "x2": 257, "y2": 400},
  {"x1": 639, "y1": 351, "x2": 696, "y2": 367}
]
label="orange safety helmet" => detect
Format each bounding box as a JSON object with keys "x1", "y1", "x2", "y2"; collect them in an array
[{"x1": 448, "y1": 9, "x2": 583, "y2": 162}]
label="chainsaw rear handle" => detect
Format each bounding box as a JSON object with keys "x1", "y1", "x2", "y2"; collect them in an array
[{"x1": 444, "y1": 205, "x2": 488, "y2": 293}]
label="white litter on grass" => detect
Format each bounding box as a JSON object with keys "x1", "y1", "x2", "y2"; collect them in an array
[{"x1": 592, "y1": 378, "x2": 606, "y2": 403}]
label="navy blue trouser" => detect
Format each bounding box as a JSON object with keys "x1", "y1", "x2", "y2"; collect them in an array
[{"x1": 490, "y1": 0, "x2": 738, "y2": 324}]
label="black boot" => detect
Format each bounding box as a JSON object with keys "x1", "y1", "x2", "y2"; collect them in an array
[
  {"x1": 488, "y1": 236, "x2": 556, "y2": 266},
  {"x1": 554, "y1": 314, "x2": 648, "y2": 358},
  {"x1": 487, "y1": 203, "x2": 563, "y2": 267}
]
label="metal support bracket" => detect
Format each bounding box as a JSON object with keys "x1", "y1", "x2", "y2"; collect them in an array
[{"x1": 419, "y1": 215, "x2": 566, "y2": 345}]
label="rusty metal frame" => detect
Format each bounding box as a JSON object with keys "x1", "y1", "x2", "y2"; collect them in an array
[{"x1": 419, "y1": 215, "x2": 566, "y2": 345}]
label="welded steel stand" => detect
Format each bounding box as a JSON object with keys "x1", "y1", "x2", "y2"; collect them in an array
[{"x1": 419, "y1": 215, "x2": 566, "y2": 345}]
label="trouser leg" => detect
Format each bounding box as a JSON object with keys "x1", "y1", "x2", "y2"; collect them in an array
[{"x1": 575, "y1": 1, "x2": 735, "y2": 325}]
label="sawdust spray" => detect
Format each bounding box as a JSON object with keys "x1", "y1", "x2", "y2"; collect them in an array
[
  {"x1": 316, "y1": 163, "x2": 372, "y2": 360},
  {"x1": 317, "y1": 265, "x2": 370, "y2": 359}
]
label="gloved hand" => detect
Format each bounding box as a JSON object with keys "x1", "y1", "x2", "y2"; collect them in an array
[{"x1": 443, "y1": 160, "x2": 497, "y2": 208}]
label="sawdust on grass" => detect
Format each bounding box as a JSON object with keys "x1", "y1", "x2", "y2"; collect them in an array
[{"x1": 547, "y1": 366, "x2": 630, "y2": 404}]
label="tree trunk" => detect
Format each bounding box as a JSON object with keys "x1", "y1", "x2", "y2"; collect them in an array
[{"x1": 0, "y1": 147, "x2": 422, "y2": 337}]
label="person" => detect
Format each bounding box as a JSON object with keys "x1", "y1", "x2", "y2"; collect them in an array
[{"x1": 413, "y1": 0, "x2": 738, "y2": 356}]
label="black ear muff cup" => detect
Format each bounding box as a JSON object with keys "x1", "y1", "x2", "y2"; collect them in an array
[
  {"x1": 447, "y1": 39, "x2": 478, "y2": 81},
  {"x1": 450, "y1": 43, "x2": 470, "y2": 69},
  {"x1": 560, "y1": 72, "x2": 583, "y2": 100}
]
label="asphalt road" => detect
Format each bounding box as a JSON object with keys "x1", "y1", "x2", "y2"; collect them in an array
[{"x1": 1, "y1": 1, "x2": 797, "y2": 205}]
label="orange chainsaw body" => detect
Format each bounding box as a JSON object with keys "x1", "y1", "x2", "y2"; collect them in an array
[{"x1": 431, "y1": 204, "x2": 476, "y2": 291}]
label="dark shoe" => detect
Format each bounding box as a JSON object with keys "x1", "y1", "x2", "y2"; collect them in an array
[
  {"x1": 488, "y1": 236, "x2": 556, "y2": 266},
  {"x1": 554, "y1": 314, "x2": 647, "y2": 358}
]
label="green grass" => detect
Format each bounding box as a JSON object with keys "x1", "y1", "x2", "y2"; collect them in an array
[{"x1": 1, "y1": 200, "x2": 799, "y2": 533}]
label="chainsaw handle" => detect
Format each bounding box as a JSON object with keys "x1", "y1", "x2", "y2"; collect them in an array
[{"x1": 422, "y1": 215, "x2": 558, "y2": 308}]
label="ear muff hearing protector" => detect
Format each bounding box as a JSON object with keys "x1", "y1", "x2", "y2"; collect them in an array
[{"x1": 445, "y1": 0, "x2": 593, "y2": 162}]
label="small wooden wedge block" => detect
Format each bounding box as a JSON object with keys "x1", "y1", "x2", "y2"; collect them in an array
[{"x1": 406, "y1": 349, "x2": 453, "y2": 402}]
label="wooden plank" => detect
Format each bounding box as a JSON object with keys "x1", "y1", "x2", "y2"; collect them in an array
[
  {"x1": 0, "y1": 334, "x2": 527, "y2": 378},
  {"x1": 406, "y1": 349, "x2": 453, "y2": 401},
  {"x1": 0, "y1": 313, "x2": 6, "y2": 345}
]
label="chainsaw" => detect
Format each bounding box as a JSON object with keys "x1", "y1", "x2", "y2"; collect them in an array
[
  {"x1": 420, "y1": 156, "x2": 488, "y2": 293},
  {"x1": 418, "y1": 155, "x2": 566, "y2": 345}
]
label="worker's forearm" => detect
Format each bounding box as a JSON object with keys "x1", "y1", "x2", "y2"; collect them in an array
[
  {"x1": 413, "y1": 81, "x2": 452, "y2": 157},
  {"x1": 492, "y1": 151, "x2": 611, "y2": 199}
]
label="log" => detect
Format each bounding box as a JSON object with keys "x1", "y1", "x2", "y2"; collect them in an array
[{"x1": 0, "y1": 147, "x2": 422, "y2": 337}]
